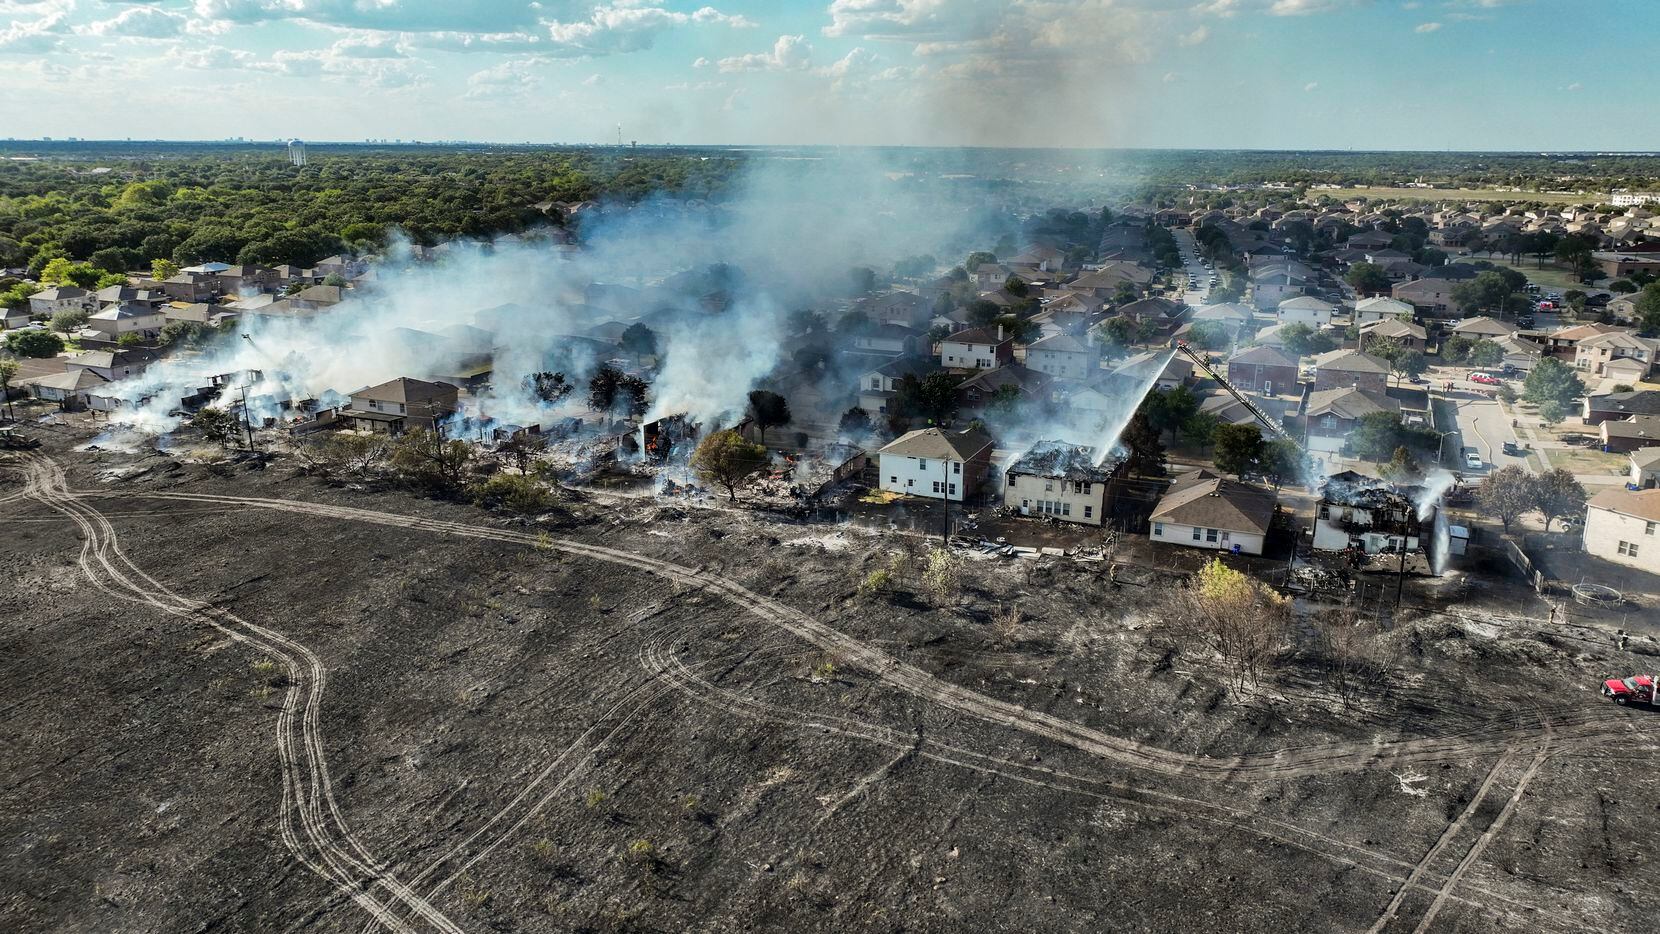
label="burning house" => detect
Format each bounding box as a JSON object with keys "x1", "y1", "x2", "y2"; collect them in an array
[
  {"x1": 338, "y1": 377, "x2": 460, "y2": 436},
  {"x1": 638, "y1": 413, "x2": 702, "y2": 462},
  {"x1": 1001, "y1": 440, "x2": 1126, "y2": 526},
  {"x1": 1313, "y1": 470, "x2": 1429, "y2": 555}
]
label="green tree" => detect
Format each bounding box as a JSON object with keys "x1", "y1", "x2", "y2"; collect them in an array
[
  {"x1": 1478, "y1": 465, "x2": 1533, "y2": 533},
  {"x1": 1529, "y1": 468, "x2": 1586, "y2": 533},
  {"x1": 1182, "y1": 411, "x2": 1220, "y2": 449},
  {"x1": 619, "y1": 322, "x2": 657, "y2": 358},
  {"x1": 524, "y1": 371, "x2": 573, "y2": 404},
  {"x1": 1635, "y1": 282, "x2": 1660, "y2": 336},
  {"x1": 1467, "y1": 339, "x2": 1504, "y2": 368},
  {"x1": 1187, "y1": 320, "x2": 1232, "y2": 352},
  {"x1": 690, "y1": 429, "x2": 769, "y2": 502},
  {"x1": 1344, "y1": 262, "x2": 1390, "y2": 295},
  {"x1": 1212, "y1": 423, "x2": 1264, "y2": 477},
  {"x1": 116, "y1": 332, "x2": 144, "y2": 348},
  {"x1": 893, "y1": 371, "x2": 962, "y2": 425},
  {"x1": 50, "y1": 308, "x2": 88, "y2": 334},
  {"x1": 390, "y1": 428, "x2": 474, "y2": 493},
  {"x1": 0, "y1": 357, "x2": 18, "y2": 419},
  {"x1": 190, "y1": 406, "x2": 239, "y2": 447},
  {"x1": 1450, "y1": 271, "x2": 1513, "y2": 315},
  {"x1": 1279, "y1": 322, "x2": 1337, "y2": 357},
  {"x1": 5, "y1": 329, "x2": 64, "y2": 358},
  {"x1": 964, "y1": 251, "x2": 997, "y2": 272},
  {"x1": 1119, "y1": 412, "x2": 1166, "y2": 476},
  {"x1": 838, "y1": 406, "x2": 872, "y2": 437},
  {"x1": 745, "y1": 389, "x2": 791, "y2": 443},
  {"x1": 1522, "y1": 357, "x2": 1584, "y2": 410},
  {"x1": 1143, "y1": 385, "x2": 1199, "y2": 443},
  {"x1": 1346, "y1": 411, "x2": 1407, "y2": 461},
  {"x1": 1261, "y1": 438, "x2": 1310, "y2": 491}
]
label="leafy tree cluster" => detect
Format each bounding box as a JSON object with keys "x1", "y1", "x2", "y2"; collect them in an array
[
  {"x1": 0, "y1": 144, "x2": 741, "y2": 274},
  {"x1": 1477, "y1": 465, "x2": 1587, "y2": 533}
]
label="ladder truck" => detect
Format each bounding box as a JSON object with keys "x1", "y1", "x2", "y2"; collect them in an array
[{"x1": 1172, "y1": 341, "x2": 1304, "y2": 452}]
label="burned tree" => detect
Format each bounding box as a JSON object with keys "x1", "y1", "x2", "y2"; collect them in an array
[
  {"x1": 690, "y1": 429, "x2": 769, "y2": 502},
  {"x1": 746, "y1": 389, "x2": 791, "y2": 443},
  {"x1": 589, "y1": 366, "x2": 651, "y2": 417}
]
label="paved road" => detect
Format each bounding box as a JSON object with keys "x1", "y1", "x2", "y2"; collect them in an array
[{"x1": 1173, "y1": 229, "x2": 1212, "y2": 304}]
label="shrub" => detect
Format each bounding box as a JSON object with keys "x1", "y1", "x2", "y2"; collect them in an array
[{"x1": 468, "y1": 472, "x2": 554, "y2": 513}]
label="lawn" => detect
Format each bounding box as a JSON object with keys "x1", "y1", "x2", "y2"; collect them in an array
[
  {"x1": 1340, "y1": 186, "x2": 1595, "y2": 205},
  {"x1": 1542, "y1": 445, "x2": 1628, "y2": 477},
  {"x1": 1452, "y1": 256, "x2": 1586, "y2": 293}
]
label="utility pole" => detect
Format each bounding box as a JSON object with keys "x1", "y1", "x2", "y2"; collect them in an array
[
  {"x1": 940, "y1": 456, "x2": 951, "y2": 543},
  {"x1": 237, "y1": 384, "x2": 256, "y2": 452}
]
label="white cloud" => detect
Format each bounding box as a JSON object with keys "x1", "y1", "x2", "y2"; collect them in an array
[
  {"x1": 716, "y1": 34, "x2": 812, "y2": 72},
  {"x1": 1162, "y1": 70, "x2": 1180, "y2": 82},
  {"x1": 1564, "y1": 81, "x2": 1581, "y2": 91},
  {"x1": 546, "y1": 3, "x2": 753, "y2": 55},
  {"x1": 1268, "y1": 0, "x2": 1346, "y2": 14},
  {"x1": 1303, "y1": 80, "x2": 1318, "y2": 91},
  {"x1": 581, "y1": 72, "x2": 604, "y2": 86},
  {"x1": 169, "y1": 43, "x2": 258, "y2": 69},
  {"x1": 1178, "y1": 24, "x2": 1209, "y2": 45},
  {"x1": 692, "y1": 55, "x2": 710, "y2": 68},
  {"x1": 0, "y1": 1, "x2": 69, "y2": 54},
  {"x1": 464, "y1": 57, "x2": 542, "y2": 99},
  {"x1": 190, "y1": 0, "x2": 545, "y2": 34},
  {"x1": 81, "y1": 6, "x2": 191, "y2": 39},
  {"x1": 1414, "y1": 21, "x2": 1441, "y2": 32},
  {"x1": 820, "y1": 46, "x2": 875, "y2": 80}
]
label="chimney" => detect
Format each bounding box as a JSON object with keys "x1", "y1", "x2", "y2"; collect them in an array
[{"x1": 997, "y1": 324, "x2": 1005, "y2": 342}]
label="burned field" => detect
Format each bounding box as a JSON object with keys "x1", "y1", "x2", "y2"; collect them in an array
[{"x1": 4, "y1": 441, "x2": 1660, "y2": 934}]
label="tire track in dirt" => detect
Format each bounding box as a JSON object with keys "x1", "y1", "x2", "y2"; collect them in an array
[
  {"x1": 640, "y1": 639, "x2": 1586, "y2": 932},
  {"x1": 21, "y1": 457, "x2": 462, "y2": 934},
  {"x1": 108, "y1": 485, "x2": 1635, "y2": 786},
  {"x1": 1410, "y1": 744, "x2": 1552, "y2": 934}
]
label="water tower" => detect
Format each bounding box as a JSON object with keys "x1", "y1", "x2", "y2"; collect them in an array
[{"x1": 287, "y1": 139, "x2": 307, "y2": 167}]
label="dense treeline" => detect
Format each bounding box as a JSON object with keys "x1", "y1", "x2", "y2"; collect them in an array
[{"x1": 0, "y1": 145, "x2": 741, "y2": 274}]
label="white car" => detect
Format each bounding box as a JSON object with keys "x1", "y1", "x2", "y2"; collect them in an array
[{"x1": 1463, "y1": 451, "x2": 1483, "y2": 470}]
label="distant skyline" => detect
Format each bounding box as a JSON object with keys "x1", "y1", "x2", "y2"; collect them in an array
[{"x1": 0, "y1": 1, "x2": 1647, "y2": 151}]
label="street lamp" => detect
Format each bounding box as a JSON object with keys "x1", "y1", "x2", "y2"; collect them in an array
[{"x1": 1434, "y1": 429, "x2": 1456, "y2": 467}]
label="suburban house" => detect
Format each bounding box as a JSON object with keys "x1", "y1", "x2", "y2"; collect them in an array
[
  {"x1": 1629, "y1": 447, "x2": 1660, "y2": 489},
  {"x1": 1583, "y1": 487, "x2": 1660, "y2": 575},
  {"x1": 1225, "y1": 344, "x2": 1300, "y2": 396},
  {"x1": 1392, "y1": 278, "x2": 1457, "y2": 316},
  {"x1": 862, "y1": 291, "x2": 932, "y2": 330},
  {"x1": 1117, "y1": 297, "x2": 1187, "y2": 334},
  {"x1": 1575, "y1": 331, "x2": 1659, "y2": 378},
  {"x1": 1113, "y1": 351, "x2": 1193, "y2": 391},
  {"x1": 1250, "y1": 266, "x2": 1310, "y2": 311},
  {"x1": 1200, "y1": 392, "x2": 1295, "y2": 430},
  {"x1": 1353, "y1": 296, "x2": 1415, "y2": 325},
  {"x1": 28, "y1": 286, "x2": 97, "y2": 318},
  {"x1": 1346, "y1": 231, "x2": 1394, "y2": 251},
  {"x1": 1002, "y1": 440, "x2": 1119, "y2": 526},
  {"x1": 1313, "y1": 470, "x2": 1425, "y2": 554},
  {"x1": 876, "y1": 427, "x2": 995, "y2": 503},
  {"x1": 956, "y1": 365, "x2": 1053, "y2": 411},
  {"x1": 1311, "y1": 348, "x2": 1390, "y2": 393},
  {"x1": 856, "y1": 357, "x2": 936, "y2": 415},
  {"x1": 852, "y1": 323, "x2": 923, "y2": 356},
  {"x1": 1303, "y1": 387, "x2": 1400, "y2": 453},
  {"x1": 338, "y1": 377, "x2": 459, "y2": 435},
  {"x1": 160, "y1": 273, "x2": 216, "y2": 303},
  {"x1": 95, "y1": 285, "x2": 165, "y2": 309},
  {"x1": 85, "y1": 303, "x2": 166, "y2": 341},
  {"x1": 1357, "y1": 318, "x2": 1427, "y2": 354},
  {"x1": 1149, "y1": 471, "x2": 1277, "y2": 556},
  {"x1": 64, "y1": 348, "x2": 156, "y2": 381},
  {"x1": 939, "y1": 326, "x2": 1014, "y2": 371},
  {"x1": 1276, "y1": 296, "x2": 1335, "y2": 328},
  {"x1": 1584, "y1": 390, "x2": 1660, "y2": 425},
  {"x1": 1024, "y1": 333, "x2": 1100, "y2": 381},
  {"x1": 2, "y1": 308, "x2": 31, "y2": 329},
  {"x1": 1536, "y1": 322, "x2": 1624, "y2": 360},
  {"x1": 1451, "y1": 316, "x2": 1519, "y2": 340},
  {"x1": 21, "y1": 369, "x2": 109, "y2": 409},
  {"x1": 1068, "y1": 264, "x2": 1153, "y2": 298},
  {"x1": 1601, "y1": 415, "x2": 1660, "y2": 454},
  {"x1": 1491, "y1": 334, "x2": 1544, "y2": 372}
]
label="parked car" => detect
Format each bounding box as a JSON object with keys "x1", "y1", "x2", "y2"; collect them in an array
[
  {"x1": 1560, "y1": 432, "x2": 1587, "y2": 445},
  {"x1": 1464, "y1": 450, "x2": 1484, "y2": 470},
  {"x1": 1468, "y1": 372, "x2": 1502, "y2": 385},
  {"x1": 1602, "y1": 674, "x2": 1655, "y2": 706},
  {"x1": 1502, "y1": 440, "x2": 1523, "y2": 456},
  {"x1": 1516, "y1": 315, "x2": 1535, "y2": 328}
]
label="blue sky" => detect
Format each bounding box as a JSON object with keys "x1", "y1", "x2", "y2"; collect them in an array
[{"x1": 0, "y1": 0, "x2": 1649, "y2": 150}]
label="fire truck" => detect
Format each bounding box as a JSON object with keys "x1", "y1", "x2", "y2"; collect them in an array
[{"x1": 1602, "y1": 674, "x2": 1657, "y2": 706}]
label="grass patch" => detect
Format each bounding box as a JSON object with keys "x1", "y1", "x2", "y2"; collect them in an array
[
  {"x1": 1543, "y1": 446, "x2": 1628, "y2": 476},
  {"x1": 1452, "y1": 256, "x2": 1584, "y2": 293},
  {"x1": 858, "y1": 489, "x2": 904, "y2": 505}
]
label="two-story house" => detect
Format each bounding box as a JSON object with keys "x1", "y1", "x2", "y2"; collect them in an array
[
  {"x1": 1275, "y1": 296, "x2": 1334, "y2": 328},
  {"x1": 876, "y1": 426, "x2": 994, "y2": 502},
  {"x1": 1226, "y1": 344, "x2": 1300, "y2": 396},
  {"x1": 339, "y1": 377, "x2": 459, "y2": 435},
  {"x1": 1003, "y1": 440, "x2": 1119, "y2": 526},
  {"x1": 1575, "y1": 331, "x2": 1660, "y2": 379},
  {"x1": 28, "y1": 286, "x2": 97, "y2": 318},
  {"x1": 856, "y1": 357, "x2": 937, "y2": 415},
  {"x1": 939, "y1": 325, "x2": 1014, "y2": 370},
  {"x1": 1023, "y1": 333, "x2": 1100, "y2": 381},
  {"x1": 1311, "y1": 348, "x2": 1390, "y2": 393},
  {"x1": 85, "y1": 303, "x2": 166, "y2": 341},
  {"x1": 1149, "y1": 470, "x2": 1276, "y2": 555},
  {"x1": 1583, "y1": 487, "x2": 1660, "y2": 574},
  {"x1": 1353, "y1": 296, "x2": 1415, "y2": 325}
]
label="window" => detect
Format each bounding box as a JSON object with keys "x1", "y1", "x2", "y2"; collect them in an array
[
  {"x1": 953, "y1": 462, "x2": 961, "y2": 475},
  {"x1": 1084, "y1": 506, "x2": 1093, "y2": 519},
  {"x1": 1045, "y1": 480, "x2": 1054, "y2": 492},
  {"x1": 1647, "y1": 521, "x2": 1657, "y2": 536},
  {"x1": 870, "y1": 377, "x2": 881, "y2": 389},
  {"x1": 1062, "y1": 503, "x2": 1071, "y2": 516},
  {"x1": 932, "y1": 481, "x2": 942, "y2": 493},
  {"x1": 918, "y1": 459, "x2": 928, "y2": 470},
  {"x1": 1318, "y1": 504, "x2": 1330, "y2": 519},
  {"x1": 1153, "y1": 522, "x2": 1163, "y2": 536},
  {"x1": 1618, "y1": 541, "x2": 1640, "y2": 557},
  {"x1": 1007, "y1": 474, "x2": 1017, "y2": 487},
  {"x1": 1192, "y1": 526, "x2": 1202, "y2": 541},
  {"x1": 1206, "y1": 528, "x2": 1219, "y2": 542},
  {"x1": 948, "y1": 484, "x2": 956, "y2": 495}
]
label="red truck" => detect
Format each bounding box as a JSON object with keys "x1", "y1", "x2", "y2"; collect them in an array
[{"x1": 1603, "y1": 674, "x2": 1656, "y2": 706}]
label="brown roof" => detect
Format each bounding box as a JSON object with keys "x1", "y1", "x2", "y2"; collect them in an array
[
  {"x1": 879, "y1": 427, "x2": 994, "y2": 461},
  {"x1": 350, "y1": 377, "x2": 458, "y2": 405},
  {"x1": 943, "y1": 326, "x2": 1011, "y2": 346},
  {"x1": 1603, "y1": 414, "x2": 1660, "y2": 440},
  {"x1": 1588, "y1": 487, "x2": 1660, "y2": 523},
  {"x1": 1228, "y1": 344, "x2": 1298, "y2": 368},
  {"x1": 1151, "y1": 478, "x2": 1276, "y2": 534}
]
